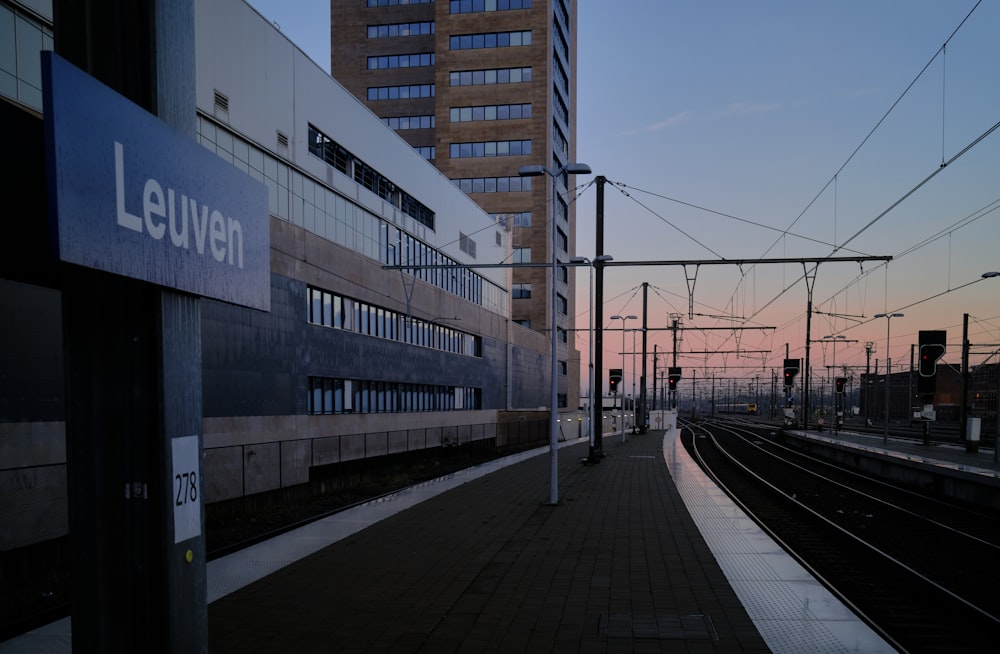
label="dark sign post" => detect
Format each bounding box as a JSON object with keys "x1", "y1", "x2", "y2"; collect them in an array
[{"x1": 45, "y1": 3, "x2": 268, "y2": 650}]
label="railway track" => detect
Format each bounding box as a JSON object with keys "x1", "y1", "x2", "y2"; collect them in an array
[{"x1": 683, "y1": 418, "x2": 1000, "y2": 653}]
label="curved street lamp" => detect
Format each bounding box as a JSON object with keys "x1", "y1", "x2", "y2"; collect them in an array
[{"x1": 519, "y1": 162, "x2": 591, "y2": 505}]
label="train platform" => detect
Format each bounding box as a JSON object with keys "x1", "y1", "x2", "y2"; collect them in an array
[
  {"x1": 1, "y1": 424, "x2": 896, "y2": 653},
  {"x1": 785, "y1": 425, "x2": 1000, "y2": 477}
]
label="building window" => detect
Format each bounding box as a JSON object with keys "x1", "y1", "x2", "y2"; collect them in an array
[
  {"x1": 512, "y1": 283, "x2": 531, "y2": 299},
  {"x1": 513, "y1": 247, "x2": 531, "y2": 264},
  {"x1": 557, "y1": 293, "x2": 567, "y2": 315},
  {"x1": 490, "y1": 212, "x2": 531, "y2": 228},
  {"x1": 367, "y1": 84, "x2": 435, "y2": 100},
  {"x1": 559, "y1": 360, "x2": 567, "y2": 375},
  {"x1": 449, "y1": 67, "x2": 531, "y2": 86},
  {"x1": 367, "y1": 53, "x2": 435, "y2": 69},
  {"x1": 0, "y1": 5, "x2": 52, "y2": 111},
  {"x1": 450, "y1": 140, "x2": 531, "y2": 158},
  {"x1": 449, "y1": 31, "x2": 531, "y2": 50},
  {"x1": 413, "y1": 146, "x2": 436, "y2": 160},
  {"x1": 514, "y1": 319, "x2": 531, "y2": 329},
  {"x1": 450, "y1": 103, "x2": 532, "y2": 122},
  {"x1": 308, "y1": 377, "x2": 481, "y2": 415},
  {"x1": 382, "y1": 115, "x2": 436, "y2": 130},
  {"x1": 308, "y1": 124, "x2": 434, "y2": 230},
  {"x1": 308, "y1": 286, "x2": 483, "y2": 357},
  {"x1": 368, "y1": 0, "x2": 434, "y2": 6},
  {"x1": 449, "y1": 0, "x2": 533, "y2": 13},
  {"x1": 367, "y1": 22, "x2": 435, "y2": 38},
  {"x1": 452, "y1": 176, "x2": 532, "y2": 193}
]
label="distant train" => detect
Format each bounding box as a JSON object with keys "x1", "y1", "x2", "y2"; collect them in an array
[{"x1": 717, "y1": 403, "x2": 757, "y2": 415}]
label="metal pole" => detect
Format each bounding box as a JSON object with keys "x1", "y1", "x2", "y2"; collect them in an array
[
  {"x1": 630, "y1": 328, "x2": 637, "y2": 434},
  {"x1": 588, "y1": 262, "x2": 595, "y2": 452},
  {"x1": 548, "y1": 171, "x2": 558, "y2": 503},
  {"x1": 592, "y1": 177, "x2": 606, "y2": 461},
  {"x1": 622, "y1": 323, "x2": 627, "y2": 443}
]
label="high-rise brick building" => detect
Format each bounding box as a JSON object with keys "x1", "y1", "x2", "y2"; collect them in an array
[{"x1": 330, "y1": 0, "x2": 582, "y2": 410}]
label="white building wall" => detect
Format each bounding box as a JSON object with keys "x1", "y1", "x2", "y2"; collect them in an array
[{"x1": 195, "y1": 0, "x2": 509, "y2": 294}]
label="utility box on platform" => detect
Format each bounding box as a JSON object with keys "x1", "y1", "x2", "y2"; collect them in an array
[{"x1": 966, "y1": 417, "x2": 981, "y2": 453}]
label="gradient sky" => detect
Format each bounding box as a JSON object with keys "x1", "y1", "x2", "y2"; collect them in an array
[{"x1": 246, "y1": 0, "x2": 1000, "y2": 397}]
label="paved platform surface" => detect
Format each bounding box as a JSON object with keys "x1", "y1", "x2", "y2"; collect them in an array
[
  {"x1": 3, "y1": 424, "x2": 899, "y2": 653},
  {"x1": 207, "y1": 432, "x2": 772, "y2": 653},
  {"x1": 787, "y1": 426, "x2": 1000, "y2": 477}
]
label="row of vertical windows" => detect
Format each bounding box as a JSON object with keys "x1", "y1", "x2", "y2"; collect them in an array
[
  {"x1": 449, "y1": 31, "x2": 531, "y2": 50},
  {"x1": 382, "y1": 114, "x2": 435, "y2": 130},
  {"x1": 367, "y1": 22, "x2": 435, "y2": 38},
  {"x1": 449, "y1": 140, "x2": 531, "y2": 158},
  {"x1": 308, "y1": 377, "x2": 481, "y2": 415},
  {"x1": 452, "y1": 176, "x2": 532, "y2": 194},
  {"x1": 450, "y1": 104, "x2": 531, "y2": 122},
  {"x1": 552, "y1": 119, "x2": 568, "y2": 159},
  {"x1": 367, "y1": 52, "x2": 435, "y2": 69},
  {"x1": 414, "y1": 146, "x2": 436, "y2": 160},
  {"x1": 308, "y1": 286, "x2": 481, "y2": 357},
  {"x1": 552, "y1": 53, "x2": 569, "y2": 95},
  {"x1": 450, "y1": 0, "x2": 531, "y2": 12},
  {"x1": 382, "y1": 221, "x2": 488, "y2": 305},
  {"x1": 199, "y1": 117, "x2": 507, "y2": 317},
  {"x1": 308, "y1": 124, "x2": 434, "y2": 230},
  {"x1": 367, "y1": 84, "x2": 435, "y2": 100},
  {"x1": 552, "y1": 88, "x2": 568, "y2": 125},
  {"x1": 367, "y1": 0, "x2": 433, "y2": 7},
  {"x1": 449, "y1": 67, "x2": 531, "y2": 86},
  {"x1": 553, "y1": 16, "x2": 569, "y2": 62}
]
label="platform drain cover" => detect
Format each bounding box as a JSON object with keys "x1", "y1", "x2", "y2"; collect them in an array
[{"x1": 600, "y1": 613, "x2": 718, "y2": 640}]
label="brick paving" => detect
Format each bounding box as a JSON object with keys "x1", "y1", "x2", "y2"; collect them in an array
[{"x1": 207, "y1": 432, "x2": 771, "y2": 653}]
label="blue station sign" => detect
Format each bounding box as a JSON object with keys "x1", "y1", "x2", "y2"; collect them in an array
[{"x1": 42, "y1": 52, "x2": 270, "y2": 311}]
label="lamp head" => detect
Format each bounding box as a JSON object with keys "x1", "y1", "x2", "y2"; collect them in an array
[{"x1": 517, "y1": 165, "x2": 546, "y2": 177}]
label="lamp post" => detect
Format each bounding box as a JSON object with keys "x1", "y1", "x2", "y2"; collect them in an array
[
  {"x1": 518, "y1": 162, "x2": 591, "y2": 505},
  {"x1": 570, "y1": 255, "x2": 613, "y2": 458},
  {"x1": 630, "y1": 327, "x2": 638, "y2": 434},
  {"x1": 982, "y1": 273, "x2": 1000, "y2": 461},
  {"x1": 874, "y1": 313, "x2": 904, "y2": 445},
  {"x1": 611, "y1": 314, "x2": 637, "y2": 443}
]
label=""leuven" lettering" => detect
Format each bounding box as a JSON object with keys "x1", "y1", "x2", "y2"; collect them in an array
[{"x1": 114, "y1": 141, "x2": 245, "y2": 269}]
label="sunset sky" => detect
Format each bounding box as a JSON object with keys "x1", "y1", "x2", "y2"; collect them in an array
[{"x1": 246, "y1": 0, "x2": 1000, "y2": 396}]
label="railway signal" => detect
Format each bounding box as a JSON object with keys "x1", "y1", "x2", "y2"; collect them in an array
[
  {"x1": 609, "y1": 368, "x2": 622, "y2": 393},
  {"x1": 835, "y1": 377, "x2": 847, "y2": 394},
  {"x1": 919, "y1": 343, "x2": 946, "y2": 377},
  {"x1": 667, "y1": 367, "x2": 681, "y2": 391},
  {"x1": 917, "y1": 330, "x2": 947, "y2": 397},
  {"x1": 783, "y1": 358, "x2": 800, "y2": 388}
]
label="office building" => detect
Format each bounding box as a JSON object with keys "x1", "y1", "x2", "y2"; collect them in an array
[{"x1": 330, "y1": 0, "x2": 583, "y2": 411}]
